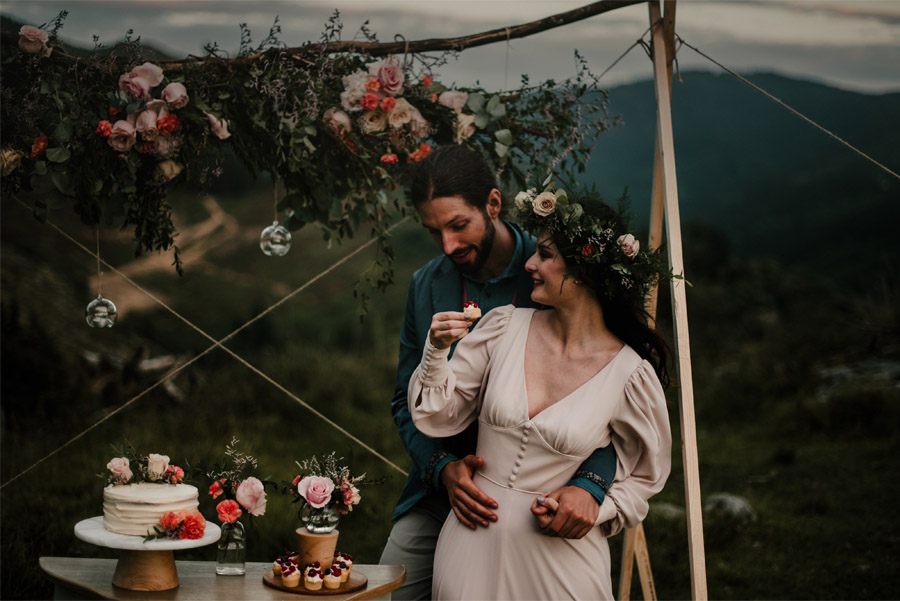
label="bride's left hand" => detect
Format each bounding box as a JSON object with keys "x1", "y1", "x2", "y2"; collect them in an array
[{"x1": 530, "y1": 486, "x2": 599, "y2": 539}]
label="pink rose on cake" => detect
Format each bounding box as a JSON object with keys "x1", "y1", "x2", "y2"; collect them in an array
[
  {"x1": 297, "y1": 476, "x2": 335, "y2": 508},
  {"x1": 147, "y1": 453, "x2": 170, "y2": 479},
  {"x1": 106, "y1": 457, "x2": 133, "y2": 484}
]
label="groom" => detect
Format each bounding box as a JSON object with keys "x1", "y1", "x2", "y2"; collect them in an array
[{"x1": 380, "y1": 144, "x2": 617, "y2": 599}]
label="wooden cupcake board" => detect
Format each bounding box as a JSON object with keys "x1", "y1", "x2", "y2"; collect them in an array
[{"x1": 263, "y1": 569, "x2": 367, "y2": 596}]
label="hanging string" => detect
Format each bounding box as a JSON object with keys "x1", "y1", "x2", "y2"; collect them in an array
[
  {"x1": 273, "y1": 176, "x2": 280, "y2": 221},
  {"x1": 95, "y1": 225, "x2": 102, "y2": 296},
  {"x1": 2, "y1": 197, "x2": 411, "y2": 490},
  {"x1": 504, "y1": 27, "x2": 511, "y2": 91},
  {"x1": 597, "y1": 24, "x2": 653, "y2": 83},
  {"x1": 675, "y1": 33, "x2": 900, "y2": 181}
]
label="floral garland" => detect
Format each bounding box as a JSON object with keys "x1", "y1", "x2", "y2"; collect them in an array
[
  {"x1": 513, "y1": 179, "x2": 675, "y2": 308},
  {"x1": 1, "y1": 13, "x2": 614, "y2": 287}
]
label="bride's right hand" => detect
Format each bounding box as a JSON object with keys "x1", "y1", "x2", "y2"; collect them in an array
[{"x1": 428, "y1": 311, "x2": 472, "y2": 350}]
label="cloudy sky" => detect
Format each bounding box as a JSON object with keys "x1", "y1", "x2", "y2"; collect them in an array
[{"x1": 3, "y1": 0, "x2": 899, "y2": 93}]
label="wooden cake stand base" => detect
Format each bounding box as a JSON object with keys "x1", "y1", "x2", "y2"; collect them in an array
[{"x1": 74, "y1": 517, "x2": 220, "y2": 592}]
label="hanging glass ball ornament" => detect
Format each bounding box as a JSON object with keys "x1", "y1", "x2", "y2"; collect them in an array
[
  {"x1": 85, "y1": 295, "x2": 117, "y2": 328},
  {"x1": 259, "y1": 221, "x2": 292, "y2": 257}
]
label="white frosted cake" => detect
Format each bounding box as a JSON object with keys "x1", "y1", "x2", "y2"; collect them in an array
[{"x1": 102, "y1": 482, "x2": 199, "y2": 536}]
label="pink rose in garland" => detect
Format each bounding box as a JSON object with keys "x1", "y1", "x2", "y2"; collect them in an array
[
  {"x1": 297, "y1": 476, "x2": 335, "y2": 509},
  {"x1": 161, "y1": 82, "x2": 189, "y2": 109},
  {"x1": 369, "y1": 55, "x2": 405, "y2": 96},
  {"x1": 18, "y1": 25, "x2": 50, "y2": 56},
  {"x1": 108, "y1": 120, "x2": 137, "y2": 152}
]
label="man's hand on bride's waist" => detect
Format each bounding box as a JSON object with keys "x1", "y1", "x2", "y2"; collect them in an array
[{"x1": 441, "y1": 455, "x2": 499, "y2": 530}]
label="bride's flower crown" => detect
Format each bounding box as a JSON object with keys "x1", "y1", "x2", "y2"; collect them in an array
[{"x1": 512, "y1": 178, "x2": 677, "y2": 307}]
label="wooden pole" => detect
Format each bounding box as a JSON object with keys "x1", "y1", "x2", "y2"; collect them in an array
[
  {"x1": 647, "y1": 1, "x2": 709, "y2": 598},
  {"x1": 620, "y1": 2, "x2": 676, "y2": 598}
]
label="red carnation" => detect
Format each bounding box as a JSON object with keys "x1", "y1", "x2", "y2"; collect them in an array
[
  {"x1": 209, "y1": 479, "x2": 225, "y2": 499},
  {"x1": 380, "y1": 153, "x2": 399, "y2": 164},
  {"x1": 408, "y1": 143, "x2": 432, "y2": 163},
  {"x1": 30, "y1": 134, "x2": 48, "y2": 159},
  {"x1": 361, "y1": 93, "x2": 380, "y2": 111},
  {"x1": 180, "y1": 511, "x2": 206, "y2": 540},
  {"x1": 157, "y1": 114, "x2": 181, "y2": 135},
  {"x1": 581, "y1": 244, "x2": 594, "y2": 257},
  {"x1": 95, "y1": 120, "x2": 113, "y2": 138},
  {"x1": 365, "y1": 78, "x2": 381, "y2": 93},
  {"x1": 430, "y1": 93, "x2": 438, "y2": 103},
  {"x1": 216, "y1": 499, "x2": 242, "y2": 524},
  {"x1": 421, "y1": 74, "x2": 433, "y2": 88},
  {"x1": 159, "y1": 511, "x2": 182, "y2": 531},
  {"x1": 380, "y1": 97, "x2": 396, "y2": 113}
]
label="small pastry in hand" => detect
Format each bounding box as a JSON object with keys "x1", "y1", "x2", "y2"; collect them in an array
[
  {"x1": 463, "y1": 301, "x2": 482, "y2": 321},
  {"x1": 281, "y1": 564, "x2": 301, "y2": 588},
  {"x1": 303, "y1": 566, "x2": 323, "y2": 591},
  {"x1": 323, "y1": 567, "x2": 342, "y2": 590}
]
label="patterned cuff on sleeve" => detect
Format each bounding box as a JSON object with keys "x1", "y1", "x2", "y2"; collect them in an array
[
  {"x1": 420, "y1": 338, "x2": 451, "y2": 386},
  {"x1": 573, "y1": 469, "x2": 612, "y2": 492},
  {"x1": 423, "y1": 450, "x2": 456, "y2": 492}
]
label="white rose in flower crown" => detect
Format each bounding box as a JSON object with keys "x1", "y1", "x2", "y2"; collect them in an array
[
  {"x1": 532, "y1": 191, "x2": 557, "y2": 217},
  {"x1": 439, "y1": 90, "x2": 469, "y2": 113},
  {"x1": 235, "y1": 476, "x2": 267, "y2": 516},
  {"x1": 617, "y1": 234, "x2": 640, "y2": 258},
  {"x1": 147, "y1": 454, "x2": 170, "y2": 479},
  {"x1": 358, "y1": 111, "x2": 387, "y2": 135},
  {"x1": 514, "y1": 190, "x2": 534, "y2": 211},
  {"x1": 455, "y1": 113, "x2": 477, "y2": 143},
  {"x1": 340, "y1": 70, "x2": 369, "y2": 112},
  {"x1": 387, "y1": 98, "x2": 414, "y2": 129}
]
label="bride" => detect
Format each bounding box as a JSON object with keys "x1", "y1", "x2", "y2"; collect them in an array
[{"x1": 408, "y1": 186, "x2": 673, "y2": 600}]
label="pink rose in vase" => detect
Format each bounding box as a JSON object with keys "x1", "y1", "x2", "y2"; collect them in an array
[
  {"x1": 297, "y1": 476, "x2": 335, "y2": 509},
  {"x1": 235, "y1": 476, "x2": 267, "y2": 516}
]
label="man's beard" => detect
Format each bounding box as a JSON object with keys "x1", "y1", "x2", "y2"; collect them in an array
[{"x1": 453, "y1": 211, "x2": 496, "y2": 276}]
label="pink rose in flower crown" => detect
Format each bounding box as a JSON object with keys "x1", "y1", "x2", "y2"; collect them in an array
[
  {"x1": 18, "y1": 25, "x2": 49, "y2": 55},
  {"x1": 108, "y1": 120, "x2": 137, "y2": 152},
  {"x1": 161, "y1": 82, "x2": 189, "y2": 109},
  {"x1": 617, "y1": 234, "x2": 640, "y2": 259},
  {"x1": 216, "y1": 499, "x2": 243, "y2": 524},
  {"x1": 235, "y1": 477, "x2": 267, "y2": 517},
  {"x1": 106, "y1": 457, "x2": 133, "y2": 484},
  {"x1": 369, "y1": 55, "x2": 405, "y2": 96},
  {"x1": 297, "y1": 476, "x2": 335, "y2": 509}
]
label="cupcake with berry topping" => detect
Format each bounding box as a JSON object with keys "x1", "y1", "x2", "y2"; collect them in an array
[
  {"x1": 333, "y1": 560, "x2": 350, "y2": 583},
  {"x1": 323, "y1": 567, "x2": 341, "y2": 590},
  {"x1": 303, "y1": 565, "x2": 323, "y2": 591},
  {"x1": 281, "y1": 564, "x2": 301, "y2": 588},
  {"x1": 335, "y1": 551, "x2": 353, "y2": 574},
  {"x1": 273, "y1": 554, "x2": 294, "y2": 576},
  {"x1": 463, "y1": 300, "x2": 482, "y2": 320}
]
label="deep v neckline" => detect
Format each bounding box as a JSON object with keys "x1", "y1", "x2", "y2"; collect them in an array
[{"x1": 521, "y1": 309, "x2": 625, "y2": 421}]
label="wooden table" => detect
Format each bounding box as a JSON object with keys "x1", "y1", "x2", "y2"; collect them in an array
[{"x1": 40, "y1": 558, "x2": 406, "y2": 601}]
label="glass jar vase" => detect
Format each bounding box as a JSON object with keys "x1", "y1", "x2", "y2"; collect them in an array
[
  {"x1": 301, "y1": 505, "x2": 340, "y2": 534},
  {"x1": 215, "y1": 520, "x2": 246, "y2": 575}
]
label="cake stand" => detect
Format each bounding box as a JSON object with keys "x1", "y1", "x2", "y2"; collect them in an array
[{"x1": 74, "y1": 516, "x2": 221, "y2": 591}]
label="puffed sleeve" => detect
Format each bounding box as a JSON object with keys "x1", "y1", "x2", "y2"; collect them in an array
[
  {"x1": 594, "y1": 360, "x2": 672, "y2": 537},
  {"x1": 409, "y1": 305, "x2": 515, "y2": 438}
]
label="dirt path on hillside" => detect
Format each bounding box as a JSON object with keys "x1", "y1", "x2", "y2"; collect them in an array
[{"x1": 88, "y1": 196, "x2": 290, "y2": 316}]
